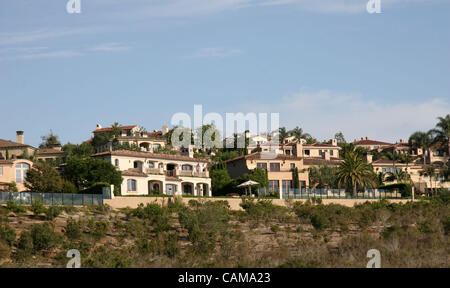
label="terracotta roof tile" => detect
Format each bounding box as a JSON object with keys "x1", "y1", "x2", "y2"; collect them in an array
[
  {"x1": 93, "y1": 125, "x2": 137, "y2": 133},
  {"x1": 0, "y1": 139, "x2": 32, "y2": 149},
  {"x1": 352, "y1": 139, "x2": 392, "y2": 146},
  {"x1": 225, "y1": 152, "x2": 303, "y2": 163},
  {"x1": 303, "y1": 157, "x2": 342, "y2": 165},
  {"x1": 122, "y1": 169, "x2": 148, "y2": 177},
  {"x1": 92, "y1": 150, "x2": 209, "y2": 163},
  {"x1": 37, "y1": 149, "x2": 64, "y2": 155}
]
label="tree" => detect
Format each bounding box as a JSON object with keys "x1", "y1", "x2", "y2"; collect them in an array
[
  {"x1": 385, "y1": 169, "x2": 410, "y2": 183},
  {"x1": 195, "y1": 124, "x2": 222, "y2": 151},
  {"x1": 334, "y1": 132, "x2": 346, "y2": 145},
  {"x1": 408, "y1": 131, "x2": 434, "y2": 164},
  {"x1": 308, "y1": 164, "x2": 338, "y2": 189},
  {"x1": 336, "y1": 151, "x2": 376, "y2": 195},
  {"x1": 278, "y1": 127, "x2": 289, "y2": 144},
  {"x1": 289, "y1": 126, "x2": 312, "y2": 143},
  {"x1": 210, "y1": 169, "x2": 233, "y2": 195},
  {"x1": 63, "y1": 158, "x2": 122, "y2": 190},
  {"x1": 430, "y1": 114, "x2": 450, "y2": 157},
  {"x1": 63, "y1": 142, "x2": 95, "y2": 160},
  {"x1": 7, "y1": 182, "x2": 18, "y2": 192},
  {"x1": 91, "y1": 122, "x2": 122, "y2": 149},
  {"x1": 39, "y1": 131, "x2": 61, "y2": 149},
  {"x1": 237, "y1": 168, "x2": 269, "y2": 189},
  {"x1": 420, "y1": 166, "x2": 436, "y2": 197},
  {"x1": 25, "y1": 162, "x2": 64, "y2": 193}
]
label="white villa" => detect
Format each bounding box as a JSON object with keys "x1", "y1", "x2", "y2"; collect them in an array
[{"x1": 92, "y1": 150, "x2": 211, "y2": 196}]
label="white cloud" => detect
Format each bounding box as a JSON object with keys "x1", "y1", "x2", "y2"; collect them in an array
[
  {"x1": 239, "y1": 89, "x2": 450, "y2": 143},
  {"x1": 0, "y1": 28, "x2": 95, "y2": 46},
  {"x1": 193, "y1": 47, "x2": 243, "y2": 58},
  {"x1": 89, "y1": 42, "x2": 131, "y2": 52}
]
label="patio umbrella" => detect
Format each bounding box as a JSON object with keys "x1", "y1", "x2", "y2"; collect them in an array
[{"x1": 237, "y1": 180, "x2": 260, "y2": 196}]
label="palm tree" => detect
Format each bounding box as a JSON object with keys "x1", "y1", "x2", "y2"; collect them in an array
[
  {"x1": 336, "y1": 151, "x2": 376, "y2": 196},
  {"x1": 289, "y1": 126, "x2": 312, "y2": 143},
  {"x1": 385, "y1": 169, "x2": 410, "y2": 183},
  {"x1": 382, "y1": 151, "x2": 401, "y2": 173},
  {"x1": 420, "y1": 166, "x2": 436, "y2": 197},
  {"x1": 278, "y1": 127, "x2": 290, "y2": 144},
  {"x1": 430, "y1": 114, "x2": 450, "y2": 158},
  {"x1": 408, "y1": 131, "x2": 434, "y2": 165}
]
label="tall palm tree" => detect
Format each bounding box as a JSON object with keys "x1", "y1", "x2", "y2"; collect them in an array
[
  {"x1": 336, "y1": 151, "x2": 376, "y2": 196},
  {"x1": 420, "y1": 166, "x2": 436, "y2": 197},
  {"x1": 278, "y1": 127, "x2": 290, "y2": 144},
  {"x1": 408, "y1": 131, "x2": 434, "y2": 165},
  {"x1": 430, "y1": 114, "x2": 450, "y2": 158},
  {"x1": 289, "y1": 126, "x2": 312, "y2": 143}
]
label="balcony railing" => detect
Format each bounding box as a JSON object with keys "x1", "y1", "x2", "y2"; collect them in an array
[
  {"x1": 178, "y1": 170, "x2": 209, "y2": 178},
  {"x1": 145, "y1": 168, "x2": 164, "y2": 174}
]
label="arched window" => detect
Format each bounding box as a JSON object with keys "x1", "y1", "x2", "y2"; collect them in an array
[
  {"x1": 127, "y1": 179, "x2": 137, "y2": 192},
  {"x1": 114, "y1": 159, "x2": 119, "y2": 167},
  {"x1": 148, "y1": 162, "x2": 155, "y2": 168},
  {"x1": 15, "y1": 163, "x2": 30, "y2": 183}
]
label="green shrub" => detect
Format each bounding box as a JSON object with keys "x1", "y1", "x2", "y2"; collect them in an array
[
  {"x1": 30, "y1": 223, "x2": 60, "y2": 251},
  {"x1": 15, "y1": 231, "x2": 34, "y2": 260},
  {"x1": 0, "y1": 224, "x2": 16, "y2": 247},
  {"x1": 31, "y1": 200, "x2": 46, "y2": 216},
  {"x1": 6, "y1": 201, "x2": 26, "y2": 214},
  {"x1": 443, "y1": 216, "x2": 450, "y2": 235},
  {"x1": 91, "y1": 221, "x2": 109, "y2": 240},
  {"x1": 45, "y1": 206, "x2": 63, "y2": 220},
  {"x1": 65, "y1": 218, "x2": 82, "y2": 240}
]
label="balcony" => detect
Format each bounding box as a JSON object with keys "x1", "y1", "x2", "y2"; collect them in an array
[
  {"x1": 145, "y1": 168, "x2": 164, "y2": 175},
  {"x1": 178, "y1": 170, "x2": 209, "y2": 178}
]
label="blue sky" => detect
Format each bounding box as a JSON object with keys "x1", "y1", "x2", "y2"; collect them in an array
[{"x1": 1, "y1": 0, "x2": 449, "y2": 147}]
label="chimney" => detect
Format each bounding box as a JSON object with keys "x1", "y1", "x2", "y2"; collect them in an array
[
  {"x1": 162, "y1": 125, "x2": 169, "y2": 135},
  {"x1": 365, "y1": 136, "x2": 370, "y2": 140},
  {"x1": 16, "y1": 131, "x2": 24, "y2": 144},
  {"x1": 364, "y1": 153, "x2": 373, "y2": 164},
  {"x1": 96, "y1": 124, "x2": 102, "y2": 130},
  {"x1": 322, "y1": 150, "x2": 330, "y2": 161},
  {"x1": 400, "y1": 138, "x2": 405, "y2": 143},
  {"x1": 331, "y1": 138, "x2": 337, "y2": 146}
]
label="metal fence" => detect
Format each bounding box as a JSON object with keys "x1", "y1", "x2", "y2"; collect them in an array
[
  {"x1": 257, "y1": 187, "x2": 404, "y2": 199},
  {"x1": 0, "y1": 191, "x2": 103, "y2": 206}
]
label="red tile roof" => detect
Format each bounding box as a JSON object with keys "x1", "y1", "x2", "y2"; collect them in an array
[
  {"x1": 37, "y1": 149, "x2": 64, "y2": 155},
  {"x1": 0, "y1": 139, "x2": 33, "y2": 149},
  {"x1": 147, "y1": 131, "x2": 163, "y2": 138},
  {"x1": 93, "y1": 125, "x2": 137, "y2": 133},
  {"x1": 303, "y1": 157, "x2": 342, "y2": 165},
  {"x1": 122, "y1": 169, "x2": 148, "y2": 177},
  {"x1": 92, "y1": 150, "x2": 209, "y2": 163},
  {"x1": 225, "y1": 152, "x2": 303, "y2": 163},
  {"x1": 352, "y1": 139, "x2": 392, "y2": 146}
]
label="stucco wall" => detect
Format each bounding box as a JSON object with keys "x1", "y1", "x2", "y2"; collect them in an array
[{"x1": 105, "y1": 197, "x2": 412, "y2": 211}]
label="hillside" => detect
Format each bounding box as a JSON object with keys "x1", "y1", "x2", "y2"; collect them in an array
[{"x1": 0, "y1": 197, "x2": 449, "y2": 268}]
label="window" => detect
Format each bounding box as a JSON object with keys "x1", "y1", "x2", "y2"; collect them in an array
[
  {"x1": 304, "y1": 150, "x2": 310, "y2": 156},
  {"x1": 270, "y1": 163, "x2": 280, "y2": 172},
  {"x1": 152, "y1": 144, "x2": 161, "y2": 150},
  {"x1": 269, "y1": 180, "x2": 279, "y2": 191},
  {"x1": 15, "y1": 163, "x2": 30, "y2": 183},
  {"x1": 182, "y1": 165, "x2": 193, "y2": 171},
  {"x1": 285, "y1": 150, "x2": 291, "y2": 155},
  {"x1": 114, "y1": 159, "x2": 119, "y2": 167},
  {"x1": 127, "y1": 179, "x2": 137, "y2": 191},
  {"x1": 0, "y1": 167, "x2": 3, "y2": 176},
  {"x1": 282, "y1": 180, "x2": 293, "y2": 192},
  {"x1": 256, "y1": 163, "x2": 267, "y2": 170},
  {"x1": 330, "y1": 150, "x2": 334, "y2": 156},
  {"x1": 148, "y1": 162, "x2": 155, "y2": 168},
  {"x1": 133, "y1": 161, "x2": 142, "y2": 169},
  {"x1": 290, "y1": 163, "x2": 295, "y2": 169}
]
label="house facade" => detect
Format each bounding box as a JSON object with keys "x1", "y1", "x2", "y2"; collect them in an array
[
  {"x1": 225, "y1": 152, "x2": 309, "y2": 194},
  {"x1": 0, "y1": 131, "x2": 37, "y2": 160},
  {"x1": 0, "y1": 159, "x2": 33, "y2": 192},
  {"x1": 92, "y1": 150, "x2": 211, "y2": 196}
]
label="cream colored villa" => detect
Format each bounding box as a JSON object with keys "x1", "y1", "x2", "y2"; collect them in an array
[
  {"x1": 92, "y1": 150, "x2": 211, "y2": 196},
  {"x1": 91, "y1": 124, "x2": 167, "y2": 153}
]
